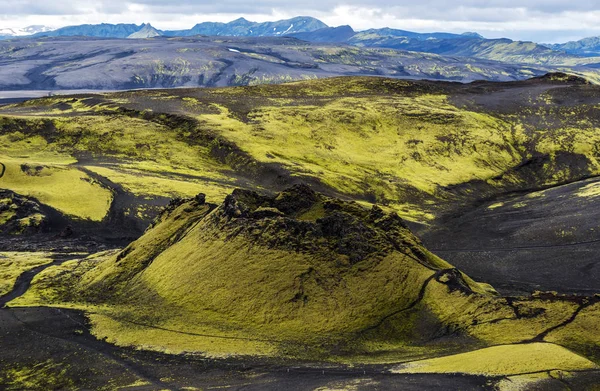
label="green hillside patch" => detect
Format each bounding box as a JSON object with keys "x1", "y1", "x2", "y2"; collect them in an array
[
  {"x1": 546, "y1": 302, "x2": 600, "y2": 363},
  {"x1": 392, "y1": 343, "x2": 598, "y2": 376},
  {"x1": 3, "y1": 76, "x2": 600, "y2": 225},
  {"x1": 0, "y1": 156, "x2": 112, "y2": 221},
  {"x1": 0, "y1": 252, "x2": 54, "y2": 296},
  {"x1": 578, "y1": 182, "x2": 600, "y2": 198},
  {"x1": 197, "y1": 93, "x2": 520, "y2": 218},
  {"x1": 83, "y1": 165, "x2": 235, "y2": 203}
]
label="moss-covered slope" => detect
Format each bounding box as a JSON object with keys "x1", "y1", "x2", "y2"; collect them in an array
[
  {"x1": 78, "y1": 185, "x2": 482, "y2": 351},
  {"x1": 10, "y1": 185, "x2": 578, "y2": 366},
  {"x1": 0, "y1": 190, "x2": 49, "y2": 235},
  {"x1": 2, "y1": 74, "x2": 600, "y2": 245}
]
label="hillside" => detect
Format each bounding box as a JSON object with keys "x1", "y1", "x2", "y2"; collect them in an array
[
  {"x1": 8, "y1": 185, "x2": 600, "y2": 389},
  {"x1": 2, "y1": 74, "x2": 600, "y2": 388},
  {"x1": 2, "y1": 74, "x2": 600, "y2": 290}
]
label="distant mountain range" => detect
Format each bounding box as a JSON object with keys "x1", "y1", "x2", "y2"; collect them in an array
[
  {"x1": 26, "y1": 17, "x2": 327, "y2": 39},
  {"x1": 546, "y1": 37, "x2": 600, "y2": 57},
  {"x1": 343, "y1": 30, "x2": 581, "y2": 65},
  {"x1": 0, "y1": 25, "x2": 53, "y2": 38},
  {"x1": 2, "y1": 17, "x2": 600, "y2": 70},
  {"x1": 290, "y1": 26, "x2": 595, "y2": 66}
]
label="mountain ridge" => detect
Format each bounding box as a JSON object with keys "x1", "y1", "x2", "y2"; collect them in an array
[
  {"x1": 0, "y1": 25, "x2": 54, "y2": 38},
  {"x1": 14, "y1": 17, "x2": 597, "y2": 68},
  {"x1": 547, "y1": 36, "x2": 600, "y2": 57},
  {"x1": 27, "y1": 17, "x2": 328, "y2": 39}
]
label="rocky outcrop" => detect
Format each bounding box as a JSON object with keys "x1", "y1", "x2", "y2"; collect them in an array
[{"x1": 0, "y1": 190, "x2": 49, "y2": 235}]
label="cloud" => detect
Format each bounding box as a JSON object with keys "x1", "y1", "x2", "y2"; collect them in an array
[{"x1": 2, "y1": 1, "x2": 600, "y2": 42}]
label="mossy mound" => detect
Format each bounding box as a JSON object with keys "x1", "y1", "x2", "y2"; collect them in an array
[
  {"x1": 0, "y1": 190, "x2": 49, "y2": 235},
  {"x1": 392, "y1": 342, "x2": 598, "y2": 376},
  {"x1": 76, "y1": 185, "x2": 489, "y2": 356},
  {"x1": 12, "y1": 186, "x2": 600, "y2": 365}
]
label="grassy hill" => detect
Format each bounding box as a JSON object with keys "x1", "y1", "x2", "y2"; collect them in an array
[
  {"x1": 2, "y1": 74, "x2": 600, "y2": 388},
  {"x1": 2, "y1": 73, "x2": 600, "y2": 235},
  {"x1": 10, "y1": 186, "x2": 600, "y2": 386}
]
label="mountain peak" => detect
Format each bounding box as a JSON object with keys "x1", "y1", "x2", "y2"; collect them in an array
[
  {"x1": 127, "y1": 23, "x2": 162, "y2": 39},
  {"x1": 462, "y1": 31, "x2": 484, "y2": 39},
  {"x1": 165, "y1": 16, "x2": 328, "y2": 38},
  {"x1": 0, "y1": 25, "x2": 54, "y2": 37}
]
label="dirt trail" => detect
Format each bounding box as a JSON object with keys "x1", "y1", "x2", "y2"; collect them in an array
[
  {"x1": 0, "y1": 253, "x2": 80, "y2": 308},
  {"x1": 0, "y1": 254, "x2": 174, "y2": 390}
]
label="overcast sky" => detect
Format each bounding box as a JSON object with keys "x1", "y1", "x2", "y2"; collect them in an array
[{"x1": 2, "y1": 1, "x2": 600, "y2": 43}]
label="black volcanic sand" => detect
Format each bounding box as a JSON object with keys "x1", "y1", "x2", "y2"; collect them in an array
[{"x1": 421, "y1": 176, "x2": 600, "y2": 295}]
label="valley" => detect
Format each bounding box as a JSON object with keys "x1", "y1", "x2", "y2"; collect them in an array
[{"x1": 1, "y1": 35, "x2": 599, "y2": 92}]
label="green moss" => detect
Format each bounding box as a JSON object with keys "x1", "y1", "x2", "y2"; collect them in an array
[
  {"x1": 0, "y1": 252, "x2": 54, "y2": 296},
  {"x1": 297, "y1": 202, "x2": 326, "y2": 221},
  {"x1": 578, "y1": 182, "x2": 600, "y2": 198},
  {"x1": 0, "y1": 360, "x2": 76, "y2": 390},
  {"x1": 0, "y1": 156, "x2": 112, "y2": 221},
  {"x1": 83, "y1": 165, "x2": 234, "y2": 203},
  {"x1": 392, "y1": 343, "x2": 598, "y2": 376}
]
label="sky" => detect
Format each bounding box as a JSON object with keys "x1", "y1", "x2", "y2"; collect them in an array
[{"x1": 2, "y1": 1, "x2": 600, "y2": 43}]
